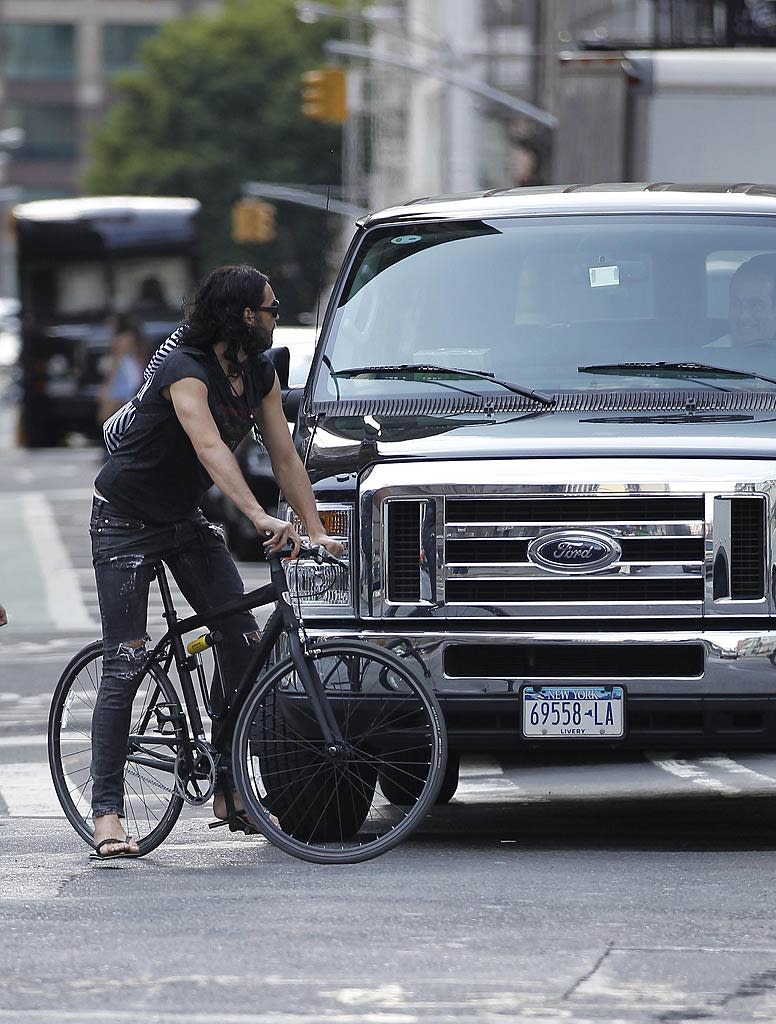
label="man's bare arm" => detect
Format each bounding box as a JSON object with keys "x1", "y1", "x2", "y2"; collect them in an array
[
  {"x1": 255, "y1": 377, "x2": 344, "y2": 555},
  {"x1": 168, "y1": 376, "x2": 302, "y2": 554}
]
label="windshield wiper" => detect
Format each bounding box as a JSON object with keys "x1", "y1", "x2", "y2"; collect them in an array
[
  {"x1": 332, "y1": 364, "x2": 556, "y2": 406},
  {"x1": 578, "y1": 361, "x2": 776, "y2": 392}
]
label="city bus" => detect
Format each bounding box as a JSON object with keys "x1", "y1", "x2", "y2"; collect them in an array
[{"x1": 14, "y1": 196, "x2": 200, "y2": 447}]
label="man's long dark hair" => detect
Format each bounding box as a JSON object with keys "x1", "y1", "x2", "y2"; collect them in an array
[{"x1": 183, "y1": 264, "x2": 270, "y2": 377}]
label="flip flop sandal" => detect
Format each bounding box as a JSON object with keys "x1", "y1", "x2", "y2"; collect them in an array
[{"x1": 89, "y1": 835, "x2": 141, "y2": 861}]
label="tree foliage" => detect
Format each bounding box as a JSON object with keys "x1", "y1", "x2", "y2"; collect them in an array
[{"x1": 85, "y1": 0, "x2": 346, "y2": 322}]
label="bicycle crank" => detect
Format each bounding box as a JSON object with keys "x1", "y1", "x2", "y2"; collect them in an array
[{"x1": 173, "y1": 740, "x2": 219, "y2": 805}]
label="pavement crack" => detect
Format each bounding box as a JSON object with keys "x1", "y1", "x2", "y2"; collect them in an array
[{"x1": 561, "y1": 941, "x2": 614, "y2": 1000}]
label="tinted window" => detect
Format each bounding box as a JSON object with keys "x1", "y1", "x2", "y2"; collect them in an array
[{"x1": 314, "y1": 214, "x2": 776, "y2": 399}]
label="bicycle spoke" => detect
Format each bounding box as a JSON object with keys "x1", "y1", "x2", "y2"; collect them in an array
[
  {"x1": 234, "y1": 642, "x2": 445, "y2": 863},
  {"x1": 60, "y1": 746, "x2": 93, "y2": 760},
  {"x1": 50, "y1": 645, "x2": 183, "y2": 852}
]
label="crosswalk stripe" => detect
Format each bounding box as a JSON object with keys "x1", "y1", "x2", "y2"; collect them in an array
[
  {"x1": 646, "y1": 754, "x2": 740, "y2": 794},
  {"x1": 0, "y1": 763, "x2": 62, "y2": 817},
  {"x1": 0, "y1": 487, "x2": 271, "y2": 634},
  {"x1": 699, "y1": 755, "x2": 776, "y2": 789},
  {"x1": 7, "y1": 746, "x2": 776, "y2": 820},
  {"x1": 20, "y1": 492, "x2": 97, "y2": 630}
]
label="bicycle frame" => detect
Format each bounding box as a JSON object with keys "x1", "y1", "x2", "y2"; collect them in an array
[{"x1": 126, "y1": 554, "x2": 346, "y2": 784}]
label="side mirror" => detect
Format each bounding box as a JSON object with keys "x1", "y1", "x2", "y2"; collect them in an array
[
  {"x1": 266, "y1": 346, "x2": 290, "y2": 390},
  {"x1": 282, "y1": 387, "x2": 303, "y2": 423}
]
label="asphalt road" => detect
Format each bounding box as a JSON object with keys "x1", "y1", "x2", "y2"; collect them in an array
[{"x1": 3, "y1": 375, "x2": 776, "y2": 1023}]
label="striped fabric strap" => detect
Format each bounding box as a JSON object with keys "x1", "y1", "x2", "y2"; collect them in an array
[{"x1": 102, "y1": 325, "x2": 187, "y2": 452}]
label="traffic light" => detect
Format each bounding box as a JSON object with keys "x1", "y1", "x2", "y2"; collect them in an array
[
  {"x1": 231, "y1": 199, "x2": 276, "y2": 244},
  {"x1": 301, "y1": 66, "x2": 347, "y2": 124}
]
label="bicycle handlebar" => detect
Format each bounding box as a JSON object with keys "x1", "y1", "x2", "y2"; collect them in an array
[{"x1": 267, "y1": 541, "x2": 348, "y2": 569}]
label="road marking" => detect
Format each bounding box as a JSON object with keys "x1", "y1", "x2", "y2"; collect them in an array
[
  {"x1": 0, "y1": 735, "x2": 48, "y2": 748},
  {"x1": 0, "y1": 637, "x2": 96, "y2": 663},
  {"x1": 21, "y1": 492, "x2": 96, "y2": 630},
  {"x1": 647, "y1": 755, "x2": 739, "y2": 794},
  {"x1": 0, "y1": 734, "x2": 90, "y2": 748},
  {"x1": 461, "y1": 756, "x2": 505, "y2": 776},
  {"x1": 0, "y1": 763, "x2": 62, "y2": 817},
  {"x1": 699, "y1": 755, "x2": 776, "y2": 788},
  {"x1": 0, "y1": 1011, "x2": 420, "y2": 1023}
]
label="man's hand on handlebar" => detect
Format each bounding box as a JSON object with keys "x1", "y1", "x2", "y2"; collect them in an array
[
  {"x1": 256, "y1": 517, "x2": 345, "y2": 562},
  {"x1": 307, "y1": 531, "x2": 345, "y2": 561},
  {"x1": 255, "y1": 515, "x2": 302, "y2": 558}
]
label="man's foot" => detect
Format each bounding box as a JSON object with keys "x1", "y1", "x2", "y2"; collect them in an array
[
  {"x1": 212, "y1": 791, "x2": 245, "y2": 821},
  {"x1": 210, "y1": 791, "x2": 260, "y2": 835},
  {"x1": 92, "y1": 813, "x2": 140, "y2": 857}
]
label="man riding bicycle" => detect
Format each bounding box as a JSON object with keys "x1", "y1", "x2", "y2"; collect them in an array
[{"x1": 89, "y1": 264, "x2": 342, "y2": 860}]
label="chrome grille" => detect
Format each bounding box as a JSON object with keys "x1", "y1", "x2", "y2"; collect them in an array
[
  {"x1": 446, "y1": 497, "x2": 704, "y2": 523},
  {"x1": 446, "y1": 577, "x2": 702, "y2": 603},
  {"x1": 442, "y1": 495, "x2": 705, "y2": 611},
  {"x1": 365, "y1": 459, "x2": 772, "y2": 621},
  {"x1": 730, "y1": 498, "x2": 766, "y2": 599},
  {"x1": 386, "y1": 501, "x2": 422, "y2": 602}
]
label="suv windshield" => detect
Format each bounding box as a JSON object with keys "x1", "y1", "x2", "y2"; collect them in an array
[{"x1": 312, "y1": 214, "x2": 776, "y2": 401}]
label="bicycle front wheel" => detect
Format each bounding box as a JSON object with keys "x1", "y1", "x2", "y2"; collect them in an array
[
  {"x1": 232, "y1": 640, "x2": 447, "y2": 864},
  {"x1": 48, "y1": 640, "x2": 184, "y2": 854}
]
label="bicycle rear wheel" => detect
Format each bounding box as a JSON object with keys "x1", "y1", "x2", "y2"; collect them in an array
[
  {"x1": 48, "y1": 640, "x2": 184, "y2": 854},
  {"x1": 232, "y1": 640, "x2": 447, "y2": 863}
]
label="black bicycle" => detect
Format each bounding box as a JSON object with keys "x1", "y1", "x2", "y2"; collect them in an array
[{"x1": 47, "y1": 545, "x2": 447, "y2": 864}]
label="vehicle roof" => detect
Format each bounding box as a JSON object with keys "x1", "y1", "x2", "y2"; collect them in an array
[
  {"x1": 359, "y1": 183, "x2": 776, "y2": 227},
  {"x1": 13, "y1": 196, "x2": 200, "y2": 223}
]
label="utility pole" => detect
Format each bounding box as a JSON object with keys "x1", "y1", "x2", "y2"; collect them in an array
[
  {"x1": 342, "y1": 0, "x2": 364, "y2": 209},
  {"x1": 444, "y1": 0, "x2": 480, "y2": 193}
]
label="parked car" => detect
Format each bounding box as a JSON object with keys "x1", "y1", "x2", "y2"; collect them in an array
[
  {"x1": 203, "y1": 325, "x2": 316, "y2": 560},
  {"x1": 277, "y1": 183, "x2": 776, "y2": 806}
]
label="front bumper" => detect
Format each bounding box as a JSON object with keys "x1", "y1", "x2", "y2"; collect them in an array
[{"x1": 305, "y1": 624, "x2": 776, "y2": 750}]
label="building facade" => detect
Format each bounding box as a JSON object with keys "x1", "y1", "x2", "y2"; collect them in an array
[
  {"x1": 0, "y1": 0, "x2": 219, "y2": 201},
  {"x1": 363, "y1": 0, "x2": 659, "y2": 211}
]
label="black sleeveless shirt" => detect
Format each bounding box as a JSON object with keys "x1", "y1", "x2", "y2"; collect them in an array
[{"x1": 95, "y1": 345, "x2": 275, "y2": 523}]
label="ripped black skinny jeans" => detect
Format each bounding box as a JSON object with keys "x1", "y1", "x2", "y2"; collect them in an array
[{"x1": 89, "y1": 496, "x2": 259, "y2": 819}]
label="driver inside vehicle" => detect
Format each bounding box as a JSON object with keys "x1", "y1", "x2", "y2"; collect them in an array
[{"x1": 707, "y1": 254, "x2": 776, "y2": 350}]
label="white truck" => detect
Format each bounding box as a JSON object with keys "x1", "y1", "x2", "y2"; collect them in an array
[{"x1": 554, "y1": 49, "x2": 776, "y2": 184}]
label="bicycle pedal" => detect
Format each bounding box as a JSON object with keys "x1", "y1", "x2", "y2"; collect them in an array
[{"x1": 154, "y1": 703, "x2": 183, "y2": 735}]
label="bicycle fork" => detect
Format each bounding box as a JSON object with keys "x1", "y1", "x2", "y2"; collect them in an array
[{"x1": 271, "y1": 558, "x2": 346, "y2": 755}]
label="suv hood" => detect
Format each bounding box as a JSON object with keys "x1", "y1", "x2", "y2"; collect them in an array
[{"x1": 303, "y1": 401, "x2": 776, "y2": 478}]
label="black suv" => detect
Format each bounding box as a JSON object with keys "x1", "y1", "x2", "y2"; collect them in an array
[{"x1": 279, "y1": 184, "x2": 776, "y2": 799}]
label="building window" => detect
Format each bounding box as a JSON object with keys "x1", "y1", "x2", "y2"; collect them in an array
[
  {"x1": 8, "y1": 105, "x2": 77, "y2": 161},
  {"x1": 1, "y1": 24, "x2": 75, "y2": 80},
  {"x1": 103, "y1": 25, "x2": 159, "y2": 75}
]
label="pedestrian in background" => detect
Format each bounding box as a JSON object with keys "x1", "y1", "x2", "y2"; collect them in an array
[{"x1": 97, "y1": 315, "x2": 147, "y2": 427}]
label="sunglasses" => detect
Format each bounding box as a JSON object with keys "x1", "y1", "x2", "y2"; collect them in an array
[{"x1": 255, "y1": 298, "x2": 280, "y2": 318}]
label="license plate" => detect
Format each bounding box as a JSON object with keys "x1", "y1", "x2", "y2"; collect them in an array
[{"x1": 522, "y1": 685, "x2": 625, "y2": 738}]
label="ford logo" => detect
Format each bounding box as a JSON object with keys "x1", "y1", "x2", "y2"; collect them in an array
[{"x1": 527, "y1": 530, "x2": 621, "y2": 575}]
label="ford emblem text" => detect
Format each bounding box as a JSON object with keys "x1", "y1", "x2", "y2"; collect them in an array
[{"x1": 527, "y1": 530, "x2": 622, "y2": 574}]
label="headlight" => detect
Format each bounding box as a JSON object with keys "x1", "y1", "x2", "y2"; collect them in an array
[{"x1": 283, "y1": 501, "x2": 353, "y2": 615}]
